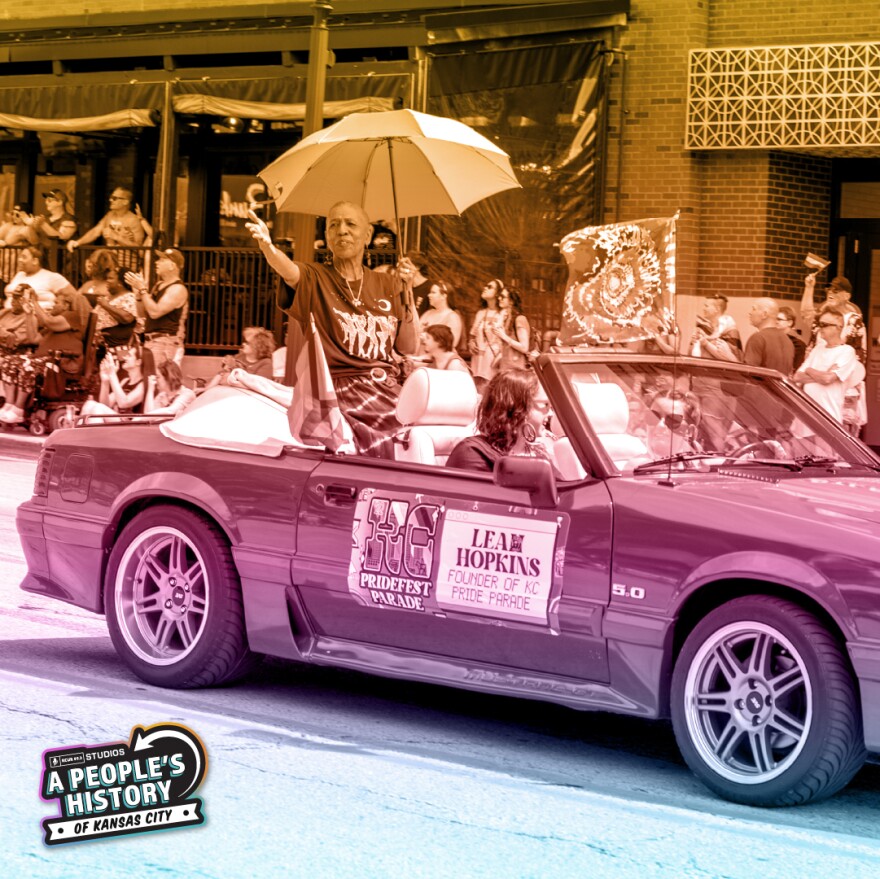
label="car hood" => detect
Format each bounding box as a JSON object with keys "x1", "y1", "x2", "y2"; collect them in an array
[{"x1": 643, "y1": 471, "x2": 880, "y2": 528}]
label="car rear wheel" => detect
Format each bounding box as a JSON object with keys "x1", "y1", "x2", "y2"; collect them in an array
[
  {"x1": 671, "y1": 596, "x2": 866, "y2": 806},
  {"x1": 105, "y1": 505, "x2": 258, "y2": 688}
]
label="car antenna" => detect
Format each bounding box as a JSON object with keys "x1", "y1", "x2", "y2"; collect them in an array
[{"x1": 659, "y1": 211, "x2": 681, "y2": 487}]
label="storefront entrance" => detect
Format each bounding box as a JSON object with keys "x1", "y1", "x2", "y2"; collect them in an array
[
  {"x1": 833, "y1": 164, "x2": 880, "y2": 445},
  {"x1": 853, "y1": 230, "x2": 880, "y2": 445}
]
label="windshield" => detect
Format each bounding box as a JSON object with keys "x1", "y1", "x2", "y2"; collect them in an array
[{"x1": 559, "y1": 360, "x2": 876, "y2": 475}]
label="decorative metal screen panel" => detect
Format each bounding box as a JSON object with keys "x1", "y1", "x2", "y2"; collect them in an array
[{"x1": 687, "y1": 43, "x2": 880, "y2": 150}]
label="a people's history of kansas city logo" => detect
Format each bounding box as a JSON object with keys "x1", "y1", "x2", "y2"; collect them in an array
[{"x1": 40, "y1": 722, "x2": 207, "y2": 845}]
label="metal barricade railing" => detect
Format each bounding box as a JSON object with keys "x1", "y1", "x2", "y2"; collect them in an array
[
  {"x1": 2, "y1": 243, "x2": 567, "y2": 353},
  {"x1": 182, "y1": 246, "x2": 286, "y2": 354}
]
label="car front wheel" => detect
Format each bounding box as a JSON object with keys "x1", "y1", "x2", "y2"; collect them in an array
[
  {"x1": 671, "y1": 596, "x2": 866, "y2": 806},
  {"x1": 105, "y1": 505, "x2": 257, "y2": 688}
]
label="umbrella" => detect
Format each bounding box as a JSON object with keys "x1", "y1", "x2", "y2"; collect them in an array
[{"x1": 258, "y1": 108, "x2": 521, "y2": 240}]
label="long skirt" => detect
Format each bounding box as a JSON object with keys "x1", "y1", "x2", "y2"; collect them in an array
[{"x1": 334, "y1": 371, "x2": 401, "y2": 459}]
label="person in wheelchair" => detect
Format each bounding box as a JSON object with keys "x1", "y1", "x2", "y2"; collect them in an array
[
  {"x1": 0, "y1": 285, "x2": 42, "y2": 420},
  {"x1": 0, "y1": 285, "x2": 92, "y2": 424},
  {"x1": 0, "y1": 285, "x2": 40, "y2": 352}
]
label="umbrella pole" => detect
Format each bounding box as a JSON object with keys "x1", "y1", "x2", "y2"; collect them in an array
[{"x1": 386, "y1": 137, "x2": 404, "y2": 261}]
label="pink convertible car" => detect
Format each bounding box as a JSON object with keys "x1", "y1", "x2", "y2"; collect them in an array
[{"x1": 17, "y1": 353, "x2": 880, "y2": 807}]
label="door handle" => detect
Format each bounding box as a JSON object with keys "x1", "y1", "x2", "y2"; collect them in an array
[{"x1": 322, "y1": 483, "x2": 357, "y2": 506}]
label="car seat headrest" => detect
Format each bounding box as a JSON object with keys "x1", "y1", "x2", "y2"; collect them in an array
[
  {"x1": 575, "y1": 382, "x2": 630, "y2": 434},
  {"x1": 396, "y1": 367, "x2": 478, "y2": 426}
]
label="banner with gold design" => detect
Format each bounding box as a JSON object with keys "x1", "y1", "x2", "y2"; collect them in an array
[{"x1": 558, "y1": 215, "x2": 677, "y2": 346}]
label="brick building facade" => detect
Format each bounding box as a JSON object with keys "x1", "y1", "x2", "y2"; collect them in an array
[
  {"x1": 2, "y1": 1, "x2": 876, "y2": 297},
  {"x1": 1, "y1": 1, "x2": 878, "y2": 437},
  {"x1": 603, "y1": 0, "x2": 878, "y2": 303}
]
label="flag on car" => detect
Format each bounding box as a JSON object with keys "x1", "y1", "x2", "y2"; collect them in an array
[
  {"x1": 558, "y1": 214, "x2": 677, "y2": 347},
  {"x1": 288, "y1": 314, "x2": 348, "y2": 452}
]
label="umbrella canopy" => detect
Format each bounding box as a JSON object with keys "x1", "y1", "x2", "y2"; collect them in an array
[{"x1": 259, "y1": 109, "x2": 521, "y2": 222}]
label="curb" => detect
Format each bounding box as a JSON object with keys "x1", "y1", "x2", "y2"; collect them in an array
[{"x1": 0, "y1": 428, "x2": 45, "y2": 457}]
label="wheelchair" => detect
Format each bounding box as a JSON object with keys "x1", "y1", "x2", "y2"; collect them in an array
[{"x1": 1, "y1": 311, "x2": 100, "y2": 436}]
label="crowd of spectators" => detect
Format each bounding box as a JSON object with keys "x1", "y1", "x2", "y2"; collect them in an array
[
  {"x1": 0, "y1": 235, "x2": 193, "y2": 425},
  {"x1": 2, "y1": 183, "x2": 552, "y2": 445},
  {"x1": 684, "y1": 274, "x2": 866, "y2": 433},
  {"x1": 1, "y1": 185, "x2": 871, "y2": 456}
]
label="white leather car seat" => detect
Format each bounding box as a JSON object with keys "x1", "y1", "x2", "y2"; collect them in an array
[
  {"x1": 546, "y1": 412, "x2": 588, "y2": 481},
  {"x1": 575, "y1": 381, "x2": 649, "y2": 470},
  {"x1": 394, "y1": 367, "x2": 478, "y2": 465}
]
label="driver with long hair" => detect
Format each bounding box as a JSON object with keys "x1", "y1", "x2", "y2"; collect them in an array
[{"x1": 446, "y1": 368, "x2": 558, "y2": 473}]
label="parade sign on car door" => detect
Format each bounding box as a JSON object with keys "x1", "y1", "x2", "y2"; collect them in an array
[{"x1": 349, "y1": 488, "x2": 568, "y2": 628}]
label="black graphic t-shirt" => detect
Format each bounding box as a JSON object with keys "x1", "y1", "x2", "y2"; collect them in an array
[{"x1": 279, "y1": 263, "x2": 403, "y2": 373}]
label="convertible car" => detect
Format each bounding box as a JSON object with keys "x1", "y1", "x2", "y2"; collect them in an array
[{"x1": 17, "y1": 353, "x2": 880, "y2": 807}]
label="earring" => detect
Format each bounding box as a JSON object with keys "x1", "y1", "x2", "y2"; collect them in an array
[{"x1": 522, "y1": 422, "x2": 537, "y2": 443}]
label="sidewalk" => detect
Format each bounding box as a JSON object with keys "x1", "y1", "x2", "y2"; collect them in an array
[{"x1": 0, "y1": 356, "x2": 224, "y2": 459}]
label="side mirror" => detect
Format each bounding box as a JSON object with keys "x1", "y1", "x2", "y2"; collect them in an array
[{"x1": 494, "y1": 456, "x2": 558, "y2": 508}]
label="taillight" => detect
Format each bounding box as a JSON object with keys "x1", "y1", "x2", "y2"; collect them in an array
[{"x1": 33, "y1": 449, "x2": 56, "y2": 497}]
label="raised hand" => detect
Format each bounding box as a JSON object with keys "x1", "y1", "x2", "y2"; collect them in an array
[
  {"x1": 245, "y1": 209, "x2": 272, "y2": 246},
  {"x1": 124, "y1": 271, "x2": 146, "y2": 293}
]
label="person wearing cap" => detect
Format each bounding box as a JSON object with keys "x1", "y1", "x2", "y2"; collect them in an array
[
  {"x1": 800, "y1": 272, "x2": 866, "y2": 362},
  {"x1": 0, "y1": 285, "x2": 40, "y2": 352},
  {"x1": 124, "y1": 248, "x2": 188, "y2": 367},
  {"x1": 66, "y1": 188, "x2": 152, "y2": 261},
  {"x1": 25, "y1": 190, "x2": 77, "y2": 246}
]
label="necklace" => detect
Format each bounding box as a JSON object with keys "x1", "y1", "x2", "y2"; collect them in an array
[{"x1": 333, "y1": 261, "x2": 364, "y2": 308}]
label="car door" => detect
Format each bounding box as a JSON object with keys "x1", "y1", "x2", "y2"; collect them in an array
[{"x1": 293, "y1": 456, "x2": 613, "y2": 682}]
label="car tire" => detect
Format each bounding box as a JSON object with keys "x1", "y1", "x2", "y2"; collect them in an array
[
  {"x1": 105, "y1": 504, "x2": 259, "y2": 688},
  {"x1": 671, "y1": 595, "x2": 866, "y2": 806}
]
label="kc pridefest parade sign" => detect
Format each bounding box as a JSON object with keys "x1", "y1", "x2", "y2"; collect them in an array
[
  {"x1": 349, "y1": 488, "x2": 569, "y2": 627},
  {"x1": 558, "y1": 214, "x2": 677, "y2": 346}
]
